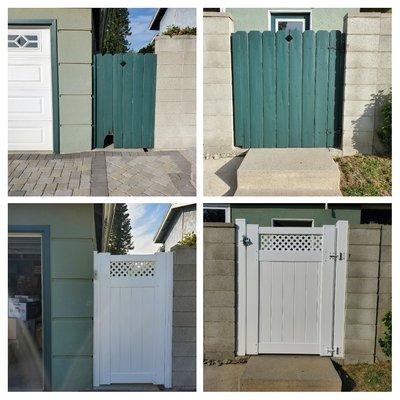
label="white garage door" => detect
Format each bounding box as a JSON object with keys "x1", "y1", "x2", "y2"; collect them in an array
[{"x1": 8, "y1": 28, "x2": 53, "y2": 151}]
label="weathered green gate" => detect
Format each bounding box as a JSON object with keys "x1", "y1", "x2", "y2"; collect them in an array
[
  {"x1": 232, "y1": 30, "x2": 345, "y2": 148},
  {"x1": 93, "y1": 53, "x2": 157, "y2": 148}
]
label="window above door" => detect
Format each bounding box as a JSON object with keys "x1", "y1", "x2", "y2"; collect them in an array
[{"x1": 269, "y1": 11, "x2": 311, "y2": 33}]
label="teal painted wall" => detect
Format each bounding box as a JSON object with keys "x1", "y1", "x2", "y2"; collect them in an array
[
  {"x1": 226, "y1": 8, "x2": 355, "y2": 32},
  {"x1": 8, "y1": 9, "x2": 93, "y2": 153},
  {"x1": 231, "y1": 204, "x2": 361, "y2": 227},
  {"x1": 8, "y1": 204, "x2": 96, "y2": 391}
]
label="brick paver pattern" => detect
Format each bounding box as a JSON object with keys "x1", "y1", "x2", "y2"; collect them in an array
[{"x1": 8, "y1": 151, "x2": 195, "y2": 196}]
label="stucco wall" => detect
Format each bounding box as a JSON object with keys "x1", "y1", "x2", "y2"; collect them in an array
[
  {"x1": 204, "y1": 223, "x2": 236, "y2": 359},
  {"x1": 231, "y1": 204, "x2": 362, "y2": 227},
  {"x1": 343, "y1": 224, "x2": 391, "y2": 364},
  {"x1": 154, "y1": 35, "x2": 196, "y2": 150},
  {"x1": 226, "y1": 8, "x2": 353, "y2": 32},
  {"x1": 172, "y1": 246, "x2": 196, "y2": 390},
  {"x1": 159, "y1": 8, "x2": 197, "y2": 32},
  {"x1": 342, "y1": 12, "x2": 392, "y2": 155},
  {"x1": 8, "y1": 204, "x2": 96, "y2": 390},
  {"x1": 8, "y1": 8, "x2": 93, "y2": 153},
  {"x1": 164, "y1": 206, "x2": 196, "y2": 251}
]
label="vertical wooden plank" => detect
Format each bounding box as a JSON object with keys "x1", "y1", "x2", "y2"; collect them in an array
[
  {"x1": 112, "y1": 54, "x2": 123, "y2": 148},
  {"x1": 259, "y1": 261, "x2": 272, "y2": 345},
  {"x1": 305, "y1": 262, "x2": 320, "y2": 343},
  {"x1": 122, "y1": 54, "x2": 133, "y2": 148},
  {"x1": 282, "y1": 262, "x2": 295, "y2": 343},
  {"x1": 246, "y1": 224, "x2": 259, "y2": 354},
  {"x1": 93, "y1": 252, "x2": 100, "y2": 386},
  {"x1": 103, "y1": 54, "x2": 114, "y2": 139},
  {"x1": 302, "y1": 31, "x2": 316, "y2": 147},
  {"x1": 131, "y1": 54, "x2": 144, "y2": 148},
  {"x1": 142, "y1": 54, "x2": 157, "y2": 148},
  {"x1": 235, "y1": 219, "x2": 247, "y2": 356},
  {"x1": 326, "y1": 31, "x2": 338, "y2": 147},
  {"x1": 293, "y1": 262, "x2": 307, "y2": 343},
  {"x1": 276, "y1": 31, "x2": 290, "y2": 147},
  {"x1": 95, "y1": 54, "x2": 103, "y2": 148},
  {"x1": 249, "y1": 31, "x2": 263, "y2": 147},
  {"x1": 334, "y1": 32, "x2": 345, "y2": 148},
  {"x1": 232, "y1": 32, "x2": 251, "y2": 148},
  {"x1": 270, "y1": 262, "x2": 283, "y2": 342},
  {"x1": 262, "y1": 31, "x2": 276, "y2": 147},
  {"x1": 314, "y1": 31, "x2": 330, "y2": 147},
  {"x1": 289, "y1": 30, "x2": 302, "y2": 147}
]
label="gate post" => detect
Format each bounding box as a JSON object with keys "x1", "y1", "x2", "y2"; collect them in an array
[
  {"x1": 235, "y1": 219, "x2": 246, "y2": 355},
  {"x1": 246, "y1": 224, "x2": 259, "y2": 355},
  {"x1": 333, "y1": 220, "x2": 349, "y2": 357}
]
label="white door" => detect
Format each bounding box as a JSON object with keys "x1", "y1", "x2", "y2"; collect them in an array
[
  {"x1": 236, "y1": 220, "x2": 348, "y2": 358},
  {"x1": 8, "y1": 28, "x2": 53, "y2": 151},
  {"x1": 93, "y1": 253, "x2": 173, "y2": 388}
]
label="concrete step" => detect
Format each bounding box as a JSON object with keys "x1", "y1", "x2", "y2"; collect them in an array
[
  {"x1": 239, "y1": 355, "x2": 342, "y2": 392},
  {"x1": 235, "y1": 148, "x2": 341, "y2": 196}
]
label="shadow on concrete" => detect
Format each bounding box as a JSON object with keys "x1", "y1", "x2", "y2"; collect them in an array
[
  {"x1": 331, "y1": 360, "x2": 356, "y2": 392},
  {"x1": 215, "y1": 155, "x2": 246, "y2": 196}
]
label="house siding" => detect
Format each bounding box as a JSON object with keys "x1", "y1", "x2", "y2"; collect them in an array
[
  {"x1": 159, "y1": 8, "x2": 197, "y2": 32},
  {"x1": 225, "y1": 8, "x2": 354, "y2": 32},
  {"x1": 8, "y1": 204, "x2": 96, "y2": 390},
  {"x1": 8, "y1": 8, "x2": 93, "y2": 154},
  {"x1": 231, "y1": 204, "x2": 361, "y2": 227}
]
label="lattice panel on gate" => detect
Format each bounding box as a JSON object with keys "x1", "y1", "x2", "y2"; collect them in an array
[
  {"x1": 259, "y1": 234, "x2": 323, "y2": 252},
  {"x1": 109, "y1": 260, "x2": 155, "y2": 277}
]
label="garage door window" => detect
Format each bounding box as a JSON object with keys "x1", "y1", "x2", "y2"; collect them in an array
[{"x1": 8, "y1": 33, "x2": 39, "y2": 49}]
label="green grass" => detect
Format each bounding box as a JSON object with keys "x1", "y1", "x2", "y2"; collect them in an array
[
  {"x1": 335, "y1": 155, "x2": 391, "y2": 196},
  {"x1": 335, "y1": 361, "x2": 391, "y2": 391}
]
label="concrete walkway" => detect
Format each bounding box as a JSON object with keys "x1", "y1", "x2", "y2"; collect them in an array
[
  {"x1": 8, "y1": 150, "x2": 195, "y2": 196},
  {"x1": 204, "y1": 356, "x2": 342, "y2": 392}
]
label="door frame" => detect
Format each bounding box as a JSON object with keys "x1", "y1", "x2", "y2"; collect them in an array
[
  {"x1": 93, "y1": 252, "x2": 173, "y2": 388},
  {"x1": 8, "y1": 225, "x2": 52, "y2": 391},
  {"x1": 236, "y1": 219, "x2": 348, "y2": 358},
  {"x1": 8, "y1": 20, "x2": 60, "y2": 153}
]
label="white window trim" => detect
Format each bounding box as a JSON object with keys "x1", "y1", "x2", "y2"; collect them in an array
[
  {"x1": 271, "y1": 218, "x2": 315, "y2": 227},
  {"x1": 267, "y1": 9, "x2": 312, "y2": 31},
  {"x1": 204, "y1": 203, "x2": 231, "y2": 223}
]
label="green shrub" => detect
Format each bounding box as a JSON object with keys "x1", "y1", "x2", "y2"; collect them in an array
[
  {"x1": 162, "y1": 25, "x2": 196, "y2": 36},
  {"x1": 378, "y1": 311, "x2": 391, "y2": 358},
  {"x1": 377, "y1": 91, "x2": 392, "y2": 154},
  {"x1": 178, "y1": 232, "x2": 196, "y2": 247}
]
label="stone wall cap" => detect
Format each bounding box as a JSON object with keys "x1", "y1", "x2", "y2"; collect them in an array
[
  {"x1": 350, "y1": 224, "x2": 390, "y2": 229},
  {"x1": 170, "y1": 244, "x2": 197, "y2": 251},
  {"x1": 203, "y1": 11, "x2": 234, "y2": 21},
  {"x1": 204, "y1": 222, "x2": 235, "y2": 228},
  {"x1": 155, "y1": 35, "x2": 196, "y2": 41},
  {"x1": 345, "y1": 11, "x2": 387, "y2": 19}
]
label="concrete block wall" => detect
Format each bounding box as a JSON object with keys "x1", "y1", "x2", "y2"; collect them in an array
[
  {"x1": 344, "y1": 224, "x2": 391, "y2": 364},
  {"x1": 203, "y1": 12, "x2": 235, "y2": 154},
  {"x1": 204, "y1": 223, "x2": 236, "y2": 359},
  {"x1": 342, "y1": 12, "x2": 392, "y2": 155},
  {"x1": 172, "y1": 246, "x2": 196, "y2": 390},
  {"x1": 154, "y1": 36, "x2": 196, "y2": 150},
  {"x1": 8, "y1": 8, "x2": 93, "y2": 154}
]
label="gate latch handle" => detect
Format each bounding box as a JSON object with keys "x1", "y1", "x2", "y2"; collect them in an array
[
  {"x1": 242, "y1": 235, "x2": 252, "y2": 247},
  {"x1": 329, "y1": 252, "x2": 345, "y2": 261}
]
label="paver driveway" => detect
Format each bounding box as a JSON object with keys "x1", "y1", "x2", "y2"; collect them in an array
[{"x1": 8, "y1": 150, "x2": 195, "y2": 196}]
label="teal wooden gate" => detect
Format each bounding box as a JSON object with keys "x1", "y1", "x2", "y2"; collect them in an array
[
  {"x1": 232, "y1": 30, "x2": 345, "y2": 148},
  {"x1": 94, "y1": 53, "x2": 157, "y2": 148}
]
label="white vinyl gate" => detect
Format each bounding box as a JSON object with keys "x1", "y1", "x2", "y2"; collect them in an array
[
  {"x1": 93, "y1": 252, "x2": 173, "y2": 388},
  {"x1": 236, "y1": 220, "x2": 348, "y2": 357}
]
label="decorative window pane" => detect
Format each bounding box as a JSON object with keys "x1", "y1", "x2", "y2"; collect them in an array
[
  {"x1": 260, "y1": 234, "x2": 323, "y2": 252},
  {"x1": 110, "y1": 260, "x2": 155, "y2": 277},
  {"x1": 8, "y1": 33, "x2": 39, "y2": 49}
]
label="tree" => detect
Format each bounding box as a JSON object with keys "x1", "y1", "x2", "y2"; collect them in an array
[
  {"x1": 102, "y1": 8, "x2": 131, "y2": 54},
  {"x1": 108, "y1": 204, "x2": 134, "y2": 254}
]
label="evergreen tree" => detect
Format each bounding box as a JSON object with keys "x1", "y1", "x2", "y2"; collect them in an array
[
  {"x1": 102, "y1": 8, "x2": 131, "y2": 54},
  {"x1": 108, "y1": 204, "x2": 134, "y2": 255}
]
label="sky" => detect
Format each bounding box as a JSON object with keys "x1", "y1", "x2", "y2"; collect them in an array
[
  {"x1": 127, "y1": 8, "x2": 159, "y2": 52},
  {"x1": 127, "y1": 203, "x2": 170, "y2": 254}
]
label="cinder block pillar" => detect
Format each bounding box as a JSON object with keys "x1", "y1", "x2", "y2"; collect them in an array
[
  {"x1": 342, "y1": 12, "x2": 392, "y2": 155},
  {"x1": 154, "y1": 36, "x2": 196, "y2": 150},
  {"x1": 203, "y1": 12, "x2": 235, "y2": 154}
]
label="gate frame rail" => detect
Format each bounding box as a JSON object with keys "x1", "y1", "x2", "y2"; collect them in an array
[{"x1": 236, "y1": 219, "x2": 348, "y2": 357}]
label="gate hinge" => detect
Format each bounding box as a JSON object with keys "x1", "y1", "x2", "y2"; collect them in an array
[
  {"x1": 327, "y1": 347, "x2": 341, "y2": 356},
  {"x1": 329, "y1": 252, "x2": 345, "y2": 261},
  {"x1": 93, "y1": 270, "x2": 98, "y2": 280}
]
